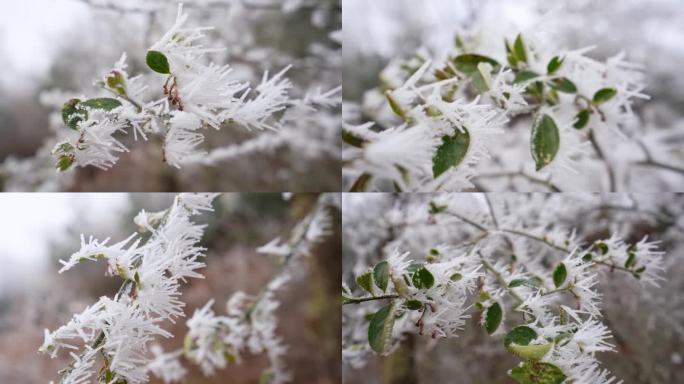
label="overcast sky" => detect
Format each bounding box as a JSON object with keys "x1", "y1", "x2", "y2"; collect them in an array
[
  {"x1": 0, "y1": 0, "x2": 89, "y2": 89},
  {"x1": 0, "y1": 193, "x2": 128, "y2": 294}
]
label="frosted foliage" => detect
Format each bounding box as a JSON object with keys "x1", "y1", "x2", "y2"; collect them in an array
[
  {"x1": 343, "y1": 0, "x2": 684, "y2": 192},
  {"x1": 342, "y1": 193, "x2": 682, "y2": 383}
]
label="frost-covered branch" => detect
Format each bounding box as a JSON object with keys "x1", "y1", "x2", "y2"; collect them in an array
[
  {"x1": 52, "y1": 3, "x2": 340, "y2": 172},
  {"x1": 147, "y1": 193, "x2": 338, "y2": 384},
  {"x1": 342, "y1": 194, "x2": 671, "y2": 383},
  {"x1": 342, "y1": 6, "x2": 683, "y2": 192},
  {"x1": 39, "y1": 193, "x2": 218, "y2": 384}
]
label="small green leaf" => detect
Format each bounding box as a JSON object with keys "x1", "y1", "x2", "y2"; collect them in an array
[
  {"x1": 484, "y1": 302, "x2": 503, "y2": 334},
  {"x1": 105, "y1": 71, "x2": 127, "y2": 96},
  {"x1": 635, "y1": 266, "x2": 646, "y2": 274},
  {"x1": 428, "y1": 201, "x2": 448, "y2": 214},
  {"x1": 451, "y1": 54, "x2": 499, "y2": 74},
  {"x1": 582, "y1": 253, "x2": 593, "y2": 262},
  {"x1": 505, "y1": 326, "x2": 537, "y2": 348},
  {"x1": 450, "y1": 272, "x2": 463, "y2": 281},
  {"x1": 513, "y1": 70, "x2": 539, "y2": 84},
  {"x1": 373, "y1": 261, "x2": 390, "y2": 292},
  {"x1": 405, "y1": 300, "x2": 423, "y2": 310},
  {"x1": 412, "y1": 267, "x2": 435, "y2": 289},
  {"x1": 510, "y1": 361, "x2": 566, "y2": 384},
  {"x1": 596, "y1": 242, "x2": 609, "y2": 254},
  {"x1": 356, "y1": 271, "x2": 373, "y2": 294},
  {"x1": 81, "y1": 98, "x2": 122, "y2": 111},
  {"x1": 342, "y1": 130, "x2": 366, "y2": 148},
  {"x1": 551, "y1": 77, "x2": 577, "y2": 93},
  {"x1": 146, "y1": 50, "x2": 171, "y2": 74},
  {"x1": 509, "y1": 342, "x2": 552, "y2": 360},
  {"x1": 513, "y1": 34, "x2": 528, "y2": 64},
  {"x1": 368, "y1": 303, "x2": 396, "y2": 354},
  {"x1": 385, "y1": 91, "x2": 406, "y2": 120},
  {"x1": 349, "y1": 173, "x2": 372, "y2": 192},
  {"x1": 470, "y1": 62, "x2": 493, "y2": 93},
  {"x1": 592, "y1": 87, "x2": 617, "y2": 105},
  {"x1": 625, "y1": 252, "x2": 637, "y2": 269},
  {"x1": 56, "y1": 155, "x2": 74, "y2": 171},
  {"x1": 432, "y1": 129, "x2": 470, "y2": 178},
  {"x1": 62, "y1": 98, "x2": 87, "y2": 130},
  {"x1": 553, "y1": 263, "x2": 567, "y2": 288},
  {"x1": 508, "y1": 279, "x2": 527, "y2": 288},
  {"x1": 574, "y1": 109, "x2": 590, "y2": 129},
  {"x1": 530, "y1": 114, "x2": 560, "y2": 171},
  {"x1": 547, "y1": 56, "x2": 563, "y2": 75}
]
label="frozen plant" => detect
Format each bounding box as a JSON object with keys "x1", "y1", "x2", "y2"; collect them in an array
[
  {"x1": 146, "y1": 193, "x2": 337, "y2": 384},
  {"x1": 53, "y1": 3, "x2": 340, "y2": 172},
  {"x1": 39, "y1": 193, "x2": 218, "y2": 383},
  {"x1": 342, "y1": 4, "x2": 684, "y2": 192},
  {"x1": 39, "y1": 193, "x2": 338, "y2": 384},
  {"x1": 342, "y1": 194, "x2": 675, "y2": 383}
]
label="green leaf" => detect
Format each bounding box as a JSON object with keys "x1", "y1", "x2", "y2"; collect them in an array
[
  {"x1": 412, "y1": 267, "x2": 435, "y2": 289},
  {"x1": 356, "y1": 271, "x2": 374, "y2": 294},
  {"x1": 56, "y1": 155, "x2": 74, "y2": 172},
  {"x1": 368, "y1": 303, "x2": 396, "y2": 354},
  {"x1": 513, "y1": 34, "x2": 528, "y2": 64},
  {"x1": 349, "y1": 173, "x2": 372, "y2": 192},
  {"x1": 105, "y1": 71, "x2": 127, "y2": 97},
  {"x1": 342, "y1": 129, "x2": 366, "y2": 148},
  {"x1": 574, "y1": 109, "x2": 590, "y2": 129},
  {"x1": 550, "y1": 77, "x2": 577, "y2": 93},
  {"x1": 592, "y1": 87, "x2": 617, "y2": 105},
  {"x1": 470, "y1": 62, "x2": 493, "y2": 93},
  {"x1": 510, "y1": 361, "x2": 566, "y2": 384},
  {"x1": 81, "y1": 98, "x2": 122, "y2": 111},
  {"x1": 596, "y1": 242, "x2": 609, "y2": 254},
  {"x1": 509, "y1": 342, "x2": 552, "y2": 360},
  {"x1": 450, "y1": 272, "x2": 463, "y2": 281},
  {"x1": 146, "y1": 50, "x2": 171, "y2": 74},
  {"x1": 504, "y1": 326, "x2": 537, "y2": 348},
  {"x1": 451, "y1": 54, "x2": 499, "y2": 74},
  {"x1": 530, "y1": 114, "x2": 560, "y2": 171},
  {"x1": 513, "y1": 70, "x2": 539, "y2": 84},
  {"x1": 385, "y1": 91, "x2": 406, "y2": 120},
  {"x1": 428, "y1": 201, "x2": 448, "y2": 214},
  {"x1": 484, "y1": 302, "x2": 503, "y2": 334},
  {"x1": 62, "y1": 99, "x2": 87, "y2": 130},
  {"x1": 432, "y1": 129, "x2": 470, "y2": 178},
  {"x1": 373, "y1": 261, "x2": 390, "y2": 292},
  {"x1": 508, "y1": 279, "x2": 527, "y2": 288},
  {"x1": 553, "y1": 263, "x2": 567, "y2": 288},
  {"x1": 625, "y1": 252, "x2": 637, "y2": 269},
  {"x1": 405, "y1": 300, "x2": 423, "y2": 310},
  {"x1": 547, "y1": 56, "x2": 563, "y2": 75}
]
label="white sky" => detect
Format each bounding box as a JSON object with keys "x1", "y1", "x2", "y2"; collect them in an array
[
  {"x1": 0, "y1": 0, "x2": 89, "y2": 89},
  {"x1": 0, "y1": 194, "x2": 128, "y2": 293}
]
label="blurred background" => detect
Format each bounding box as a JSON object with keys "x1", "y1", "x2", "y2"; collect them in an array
[
  {"x1": 0, "y1": 0, "x2": 341, "y2": 192},
  {"x1": 0, "y1": 193, "x2": 341, "y2": 383},
  {"x1": 342, "y1": 0, "x2": 684, "y2": 191},
  {"x1": 342, "y1": 193, "x2": 684, "y2": 384}
]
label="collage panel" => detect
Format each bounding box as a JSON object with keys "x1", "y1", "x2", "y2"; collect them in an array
[
  {"x1": 0, "y1": 193, "x2": 340, "y2": 383},
  {"x1": 0, "y1": 0, "x2": 341, "y2": 192},
  {"x1": 342, "y1": 0, "x2": 684, "y2": 192},
  {"x1": 342, "y1": 193, "x2": 684, "y2": 383}
]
